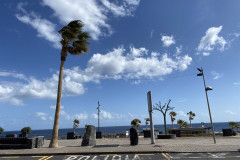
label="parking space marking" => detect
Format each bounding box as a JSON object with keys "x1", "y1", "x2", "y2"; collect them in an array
[
  {"x1": 32, "y1": 156, "x2": 53, "y2": 160},
  {"x1": 1, "y1": 157, "x2": 19, "y2": 159},
  {"x1": 166, "y1": 153, "x2": 173, "y2": 159},
  {"x1": 135, "y1": 154, "x2": 155, "y2": 155},
  {"x1": 100, "y1": 154, "x2": 117, "y2": 156},
  {"x1": 162, "y1": 153, "x2": 170, "y2": 160}
]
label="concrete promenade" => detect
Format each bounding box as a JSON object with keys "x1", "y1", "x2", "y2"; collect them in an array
[{"x1": 0, "y1": 136, "x2": 239, "y2": 156}]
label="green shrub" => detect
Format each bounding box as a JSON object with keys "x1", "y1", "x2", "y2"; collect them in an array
[
  {"x1": 21, "y1": 127, "x2": 31, "y2": 134},
  {"x1": 0, "y1": 127, "x2": 4, "y2": 134}
]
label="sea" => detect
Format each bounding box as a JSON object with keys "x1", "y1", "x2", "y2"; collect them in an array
[{"x1": 1, "y1": 122, "x2": 239, "y2": 139}]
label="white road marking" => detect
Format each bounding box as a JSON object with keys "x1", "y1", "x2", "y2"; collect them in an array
[
  {"x1": 166, "y1": 153, "x2": 173, "y2": 159},
  {"x1": 112, "y1": 155, "x2": 121, "y2": 160}
]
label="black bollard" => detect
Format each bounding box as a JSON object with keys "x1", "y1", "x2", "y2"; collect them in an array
[{"x1": 130, "y1": 128, "x2": 138, "y2": 145}]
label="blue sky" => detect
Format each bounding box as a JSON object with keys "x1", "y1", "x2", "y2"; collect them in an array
[{"x1": 1, "y1": 0, "x2": 240, "y2": 131}]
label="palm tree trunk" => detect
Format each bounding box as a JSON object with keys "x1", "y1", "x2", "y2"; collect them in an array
[
  {"x1": 49, "y1": 59, "x2": 65, "y2": 148},
  {"x1": 49, "y1": 46, "x2": 67, "y2": 148},
  {"x1": 172, "y1": 120, "x2": 173, "y2": 128},
  {"x1": 190, "y1": 120, "x2": 192, "y2": 128}
]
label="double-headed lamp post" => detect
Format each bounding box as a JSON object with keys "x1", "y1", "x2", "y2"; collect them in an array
[{"x1": 197, "y1": 67, "x2": 216, "y2": 144}]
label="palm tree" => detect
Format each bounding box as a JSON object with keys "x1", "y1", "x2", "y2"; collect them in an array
[
  {"x1": 169, "y1": 111, "x2": 177, "y2": 128},
  {"x1": 0, "y1": 127, "x2": 4, "y2": 134},
  {"x1": 49, "y1": 20, "x2": 90, "y2": 148},
  {"x1": 131, "y1": 119, "x2": 141, "y2": 129},
  {"x1": 187, "y1": 111, "x2": 196, "y2": 127},
  {"x1": 177, "y1": 119, "x2": 184, "y2": 128},
  {"x1": 177, "y1": 119, "x2": 189, "y2": 128},
  {"x1": 144, "y1": 118, "x2": 150, "y2": 129},
  {"x1": 228, "y1": 121, "x2": 240, "y2": 130},
  {"x1": 73, "y1": 119, "x2": 80, "y2": 135},
  {"x1": 183, "y1": 121, "x2": 189, "y2": 128}
]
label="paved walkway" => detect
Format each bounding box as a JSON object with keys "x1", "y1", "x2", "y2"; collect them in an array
[{"x1": 0, "y1": 136, "x2": 240, "y2": 156}]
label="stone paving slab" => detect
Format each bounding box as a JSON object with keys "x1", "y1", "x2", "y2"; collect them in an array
[{"x1": 0, "y1": 136, "x2": 239, "y2": 156}]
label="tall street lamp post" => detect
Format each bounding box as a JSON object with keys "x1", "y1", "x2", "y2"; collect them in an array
[
  {"x1": 97, "y1": 101, "x2": 101, "y2": 132},
  {"x1": 197, "y1": 67, "x2": 216, "y2": 144}
]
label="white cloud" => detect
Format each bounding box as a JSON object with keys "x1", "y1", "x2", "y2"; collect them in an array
[
  {"x1": 42, "y1": 0, "x2": 139, "y2": 40},
  {"x1": 161, "y1": 35, "x2": 175, "y2": 47},
  {"x1": 40, "y1": 117, "x2": 47, "y2": 120},
  {"x1": 197, "y1": 26, "x2": 227, "y2": 56},
  {"x1": 211, "y1": 71, "x2": 223, "y2": 80},
  {"x1": 175, "y1": 45, "x2": 182, "y2": 56},
  {"x1": 129, "y1": 46, "x2": 148, "y2": 57},
  {"x1": 74, "y1": 113, "x2": 88, "y2": 120},
  {"x1": 0, "y1": 84, "x2": 24, "y2": 106},
  {"x1": 128, "y1": 112, "x2": 137, "y2": 119},
  {"x1": 16, "y1": 0, "x2": 140, "y2": 46},
  {"x1": 233, "y1": 82, "x2": 240, "y2": 85},
  {"x1": 151, "y1": 52, "x2": 160, "y2": 57},
  {"x1": 0, "y1": 71, "x2": 85, "y2": 105},
  {"x1": 60, "y1": 111, "x2": 71, "y2": 120},
  {"x1": 91, "y1": 113, "x2": 98, "y2": 119},
  {"x1": 203, "y1": 52, "x2": 210, "y2": 56},
  {"x1": 225, "y1": 110, "x2": 236, "y2": 115},
  {"x1": 92, "y1": 110, "x2": 113, "y2": 119},
  {"x1": 176, "y1": 111, "x2": 187, "y2": 118},
  {"x1": 35, "y1": 112, "x2": 47, "y2": 116},
  {"x1": 15, "y1": 0, "x2": 140, "y2": 45},
  {"x1": 150, "y1": 30, "x2": 154, "y2": 38},
  {"x1": 0, "y1": 85, "x2": 13, "y2": 94},
  {"x1": 101, "y1": 0, "x2": 140, "y2": 17},
  {"x1": 86, "y1": 46, "x2": 192, "y2": 79},
  {"x1": 0, "y1": 46, "x2": 192, "y2": 106},
  {"x1": 16, "y1": 11, "x2": 61, "y2": 48},
  {"x1": 60, "y1": 110, "x2": 67, "y2": 115},
  {"x1": 0, "y1": 71, "x2": 27, "y2": 81},
  {"x1": 34, "y1": 112, "x2": 48, "y2": 121},
  {"x1": 50, "y1": 105, "x2": 64, "y2": 110},
  {"x1": 100, "y1": 110, "x2": 113, "y2": 119},
  {"x1": 233, "y1": 32, "x2": 240, "y2": 38},
  {"x1": 176, "y1": 98, "x2": 186, "y2": 103},
  {"x1": 0, "y1": 69, "x2": 93, "y2": 105},
  {"x1": 92, "y1": 110, "x2": 125, "y2": 120}
]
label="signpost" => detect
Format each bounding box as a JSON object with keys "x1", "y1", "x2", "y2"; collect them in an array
[{"x1": 147, "y1": 91, "x2": 155, "y2": 144}]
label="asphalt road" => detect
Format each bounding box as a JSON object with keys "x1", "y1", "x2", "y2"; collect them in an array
[{"x1": 1, "y1": 152, "x2": 240, "y2": 160}]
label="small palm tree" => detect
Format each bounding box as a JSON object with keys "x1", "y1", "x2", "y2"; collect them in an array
[
  {"x1": 21, "y1": 127, "x2": 31, "y2": 134},
  {"x1": 228, "y1": 121, "x2": 240, "y2": 130},
  {"x1": 169, "y1": 111, "x2": 177, "y2": 128},
  {"x1": 0, "y1": 127, "x2": 4, "y2": 134},
  {"x1": 144, "y1": 118, "x2": 150, "y2": 129},
  {"x1": 131, "y1": 119, "x2": 141, "y2": 129},
  {"x1": 183, "y1": 121, "x2": 189, "y2": 128},
  {"x1": 73, "y1": 119, "x2": 80, "y2": 134},
  {"x1": 187, "y1": 111, "x2": 195, "y2": 127},
  {"x1": 177, "y1": 119, "x2": 184, "y2": 128},
  {"x1": 49, "y1": 20, "x2": 90, "y2": 148},
  {"x1": 177, "y1": 119, "x2": 189, "y2": 128}
]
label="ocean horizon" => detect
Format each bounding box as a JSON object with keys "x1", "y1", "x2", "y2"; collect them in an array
[{"x1": 1, "y1": 122, "x2": 239, "y2": 139}]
